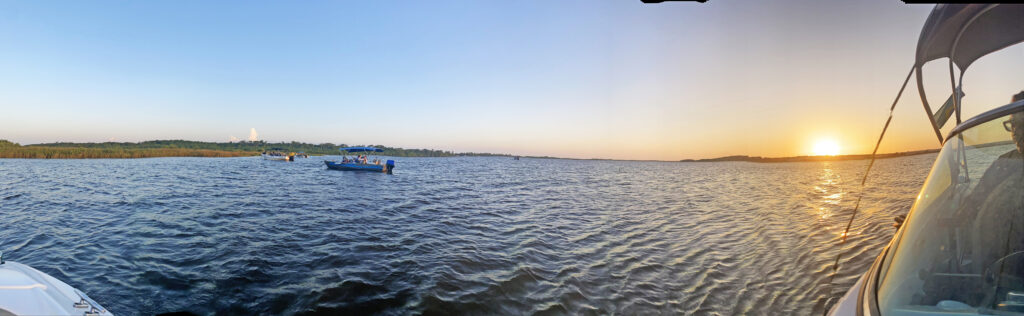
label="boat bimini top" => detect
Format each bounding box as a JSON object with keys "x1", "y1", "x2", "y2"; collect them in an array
[
  {"x1": 911, "y1": 4, "x2": 1024, "y2": 143},
  {"x1": 338, "y1": 147, "x2": 384, "y2": 153}
]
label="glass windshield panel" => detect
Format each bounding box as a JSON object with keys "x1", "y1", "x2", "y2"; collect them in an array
[{"x1": 878, "y1": 110, "x2": 1024, "y2": 315}]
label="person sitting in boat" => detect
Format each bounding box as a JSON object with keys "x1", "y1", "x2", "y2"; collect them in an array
[
  {"x1": 966, "y1": 91, "x2": 1024, "y2": 216},
  {"x1": 917, "y1": 92, "x2": 1024, "y2": 306},
  {"x1": 962, "y1": 91, "x2": 1024, "y2": 297}
]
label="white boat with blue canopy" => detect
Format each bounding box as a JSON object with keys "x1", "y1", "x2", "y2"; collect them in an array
[
  {"x1": 324, "y1": 147, "x2": 395, "y2": 174},
  {"x1": 829, "y1": 4, "x2": 1024, "y2": 316}
]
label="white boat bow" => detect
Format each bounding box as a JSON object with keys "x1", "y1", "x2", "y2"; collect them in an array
[{"x1": 0, "y1": 254, "x2": 112, "y2": 316}]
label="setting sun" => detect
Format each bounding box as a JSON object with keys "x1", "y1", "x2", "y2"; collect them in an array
[{"x1": 812, "y1": 140, "x2": 841, "y2": 156}]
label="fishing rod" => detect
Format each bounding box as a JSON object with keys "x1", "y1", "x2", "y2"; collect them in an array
[{"x1": 824, "y1": 66, "x2": 914, "y2": 307}]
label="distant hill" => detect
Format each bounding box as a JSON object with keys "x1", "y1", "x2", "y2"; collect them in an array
[
  {"x1": 0, "y1": 139, "x2": 460, "y2": 159},
  {"x1": 679, "y1": 149, "x2": 940, "y2": 163}
]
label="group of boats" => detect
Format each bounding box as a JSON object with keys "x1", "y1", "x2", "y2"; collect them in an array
[{"x1": 261, "y1": 146, "x2": 396, "y2": 174}]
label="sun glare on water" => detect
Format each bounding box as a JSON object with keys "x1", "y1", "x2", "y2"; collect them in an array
[{"x1": 812, "y1": 140, "x2": 841, "y2": 156}]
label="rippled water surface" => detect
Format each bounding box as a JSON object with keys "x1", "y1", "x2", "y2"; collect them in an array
[{"x1": 0, "y1": 155, "x2": 936, "y2": 315}]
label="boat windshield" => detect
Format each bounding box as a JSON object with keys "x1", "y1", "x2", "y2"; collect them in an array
[{"x1": 877, "y1": 107, "x2": 1024, "y2": 315}]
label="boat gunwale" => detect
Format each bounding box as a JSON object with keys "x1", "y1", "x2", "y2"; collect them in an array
[
  {"x1": 323, "y1": 160, "x2": 388, "y2": 172},
  {"x1": 944, "y1": 99, "x2": 1024, "y2": 144}
]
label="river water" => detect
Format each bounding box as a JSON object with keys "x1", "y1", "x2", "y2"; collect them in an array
[{"x1": 0, "y1": 155, "x2": 935, "y2": 315}]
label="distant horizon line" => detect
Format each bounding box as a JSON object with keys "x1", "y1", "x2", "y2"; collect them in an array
[{"x1": 2, "y1": 138, "x2": 941, "y2": 163}]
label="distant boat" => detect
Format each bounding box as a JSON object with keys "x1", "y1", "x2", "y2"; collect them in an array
[
  {"x1": 261, "y1": 149, "x2": 294, "y2": 161},
  {"x1": 324, "y1": 147, "x2": 394, "y2": 174},
  {"x1": 0, "y1": 252, "x2": 114, "y2": 315},
  {"x1": 514, "y1": 156, "x2": 520, "y2": 160}
]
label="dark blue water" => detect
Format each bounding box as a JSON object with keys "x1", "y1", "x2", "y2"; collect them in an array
[{"x1": 0, "y1": 155, "x2": 934, "y2": 315}]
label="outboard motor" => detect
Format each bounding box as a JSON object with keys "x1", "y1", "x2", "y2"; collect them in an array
[{"x1": 386, "y1": 160, "x2": 395, "y2": 174}]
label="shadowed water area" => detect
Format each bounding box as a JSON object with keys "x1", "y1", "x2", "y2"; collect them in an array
[{"x1": 0, "y1": 155, "x2": 935, "y2": 315}]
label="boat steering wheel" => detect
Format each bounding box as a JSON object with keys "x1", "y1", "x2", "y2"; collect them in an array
[{"x1": 980, "y1": 251, "x2": 1024, "y2": 311}]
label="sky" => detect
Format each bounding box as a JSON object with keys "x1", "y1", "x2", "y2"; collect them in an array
[{"x1": 1, "y1": 0, "x2": 1022, "y2": 160}]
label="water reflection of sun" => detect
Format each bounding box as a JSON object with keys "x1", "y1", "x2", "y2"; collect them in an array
[
  {"x1": 812, "y1": 139, "x2": 841, "y2": 156},
  {"x1": 815, "y1": 164, "x2": 843, "y2": 222}
]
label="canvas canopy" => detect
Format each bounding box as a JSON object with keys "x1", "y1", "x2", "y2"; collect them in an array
[
  {"x1": 338, "y1": 147, "x2": 384, "y2": 153},
  {"x1": 915, "y1": 4, "x2": 1024, "y2": 70}
]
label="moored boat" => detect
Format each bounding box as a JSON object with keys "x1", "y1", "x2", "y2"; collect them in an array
[
  {"x1": 829, "y1": 4, "x2": 1024, "y2": 316},
  {"x1": 0, "y1": 252, "x2": 113, "y2": 316},
  {"x1": 324, "y1": 147, "x2": 395, "y2": 174}
]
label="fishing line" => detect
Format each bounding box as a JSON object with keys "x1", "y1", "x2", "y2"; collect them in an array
[{"x1": 824, "y1": 66, "x2": 915, "y2": 309}]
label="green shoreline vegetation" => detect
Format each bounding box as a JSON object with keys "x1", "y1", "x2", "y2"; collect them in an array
[{"x1": 0, "y1": 139, "x2": 457, "y2": 159}]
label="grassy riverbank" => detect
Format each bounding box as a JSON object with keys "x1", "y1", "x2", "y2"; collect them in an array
[
  {"x1": 0, "y1": 141, "x2": 255, "y2": 158},
  {"x1": 0, "y1": 140, "x2": 456, "y2": 159}
]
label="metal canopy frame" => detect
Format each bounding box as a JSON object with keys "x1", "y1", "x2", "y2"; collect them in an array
[{"x1": 911, "y1": 4, "x2": 1024, "y2": 144}]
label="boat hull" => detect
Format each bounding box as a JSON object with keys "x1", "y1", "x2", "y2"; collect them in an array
[{"x1": 324, "y1": 161, "x2": 391, "y2": 173}]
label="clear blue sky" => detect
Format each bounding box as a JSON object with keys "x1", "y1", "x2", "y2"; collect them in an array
[{"x1": 1, "y1": 1, "x2": 1020, "y2": 160}]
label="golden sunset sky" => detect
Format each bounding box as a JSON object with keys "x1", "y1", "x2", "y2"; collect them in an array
[{"x1": 1, "y1": 0, "x2": 1022, "y2": 160}]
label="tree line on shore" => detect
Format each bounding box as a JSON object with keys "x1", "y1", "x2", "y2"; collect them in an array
[
  {"x1": 0, "y1": 139, "x2": 461, "y2": 159},
  {"x1": 678, "y1": 149, "x2": 940, "y2": 163}
]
